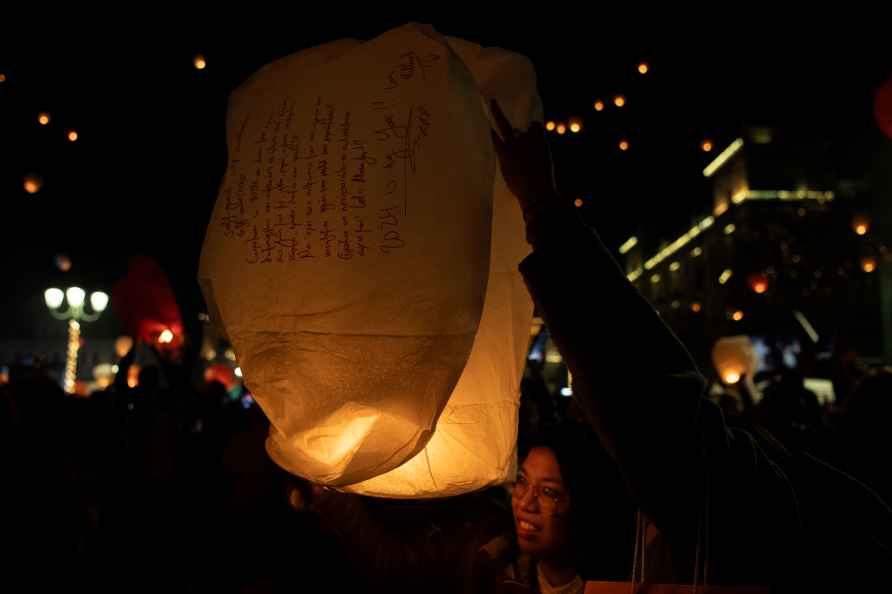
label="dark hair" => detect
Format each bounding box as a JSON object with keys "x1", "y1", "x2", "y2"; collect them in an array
[{"x1": 523, "y1": 421, "x2": 636, "y2": 581}]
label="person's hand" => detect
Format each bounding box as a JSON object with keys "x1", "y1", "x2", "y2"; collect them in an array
[{"x1": 490, "y1": 100, "x2": 561, "y2": 220}]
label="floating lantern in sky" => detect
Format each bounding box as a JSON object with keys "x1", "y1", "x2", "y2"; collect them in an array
[
  {"x1": 701, "y1": 139, "x2": 713, "y2": 152},
  {"x1": 748, "y1": 273, "x2": 769, "y2": 294},
  {"x1": 861, "y1": 257, "x2": 877, "y2": 273},
  {"x1": 574, "y1": 197, "x2": 584, "y2": 208},
  {"x1": 545, "y1": 121, "x2": 555, "y2": 131},
  {"x1": 55, "y1": 253, "x2": 72, "y2": 272},
  {"x1": 38, "y1": 112, "x2": 51, "y2": 125},
  {"x1": 619, "y1": 139, "x2": 629, "y2": 151},
  {"x1": 852, "y1": 215, "x2": 870, "y2": 236},
  {"x1": 67, "y1": 130, "x2": 78, "y2": 142},
  {"x1": 24, "y1": 174, "x2": 42, "y2": 194},
  {"x1": 569, "y1": 118, "x2": 582, "y2": 133},
  {"x1": 193, "y1": 54, "x2": 207, "y2": 70},
  {"x1": 613, "y1": 95, "x2": 626, "y2": 107},
  {"x1": 593, "y1": 100, "x2": 604, "y2": 112},
  {"x1": 637, "y1": 62, "x2": 649, "y2": 74},
  {"x1": 199, "y1": 24, "x2": 537, "y2": 498},
  {"x1": 556, "y1": 123, "x2": 567, "y2": 135}
]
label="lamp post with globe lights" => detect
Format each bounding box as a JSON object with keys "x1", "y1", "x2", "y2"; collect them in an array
[{"x1": 44, "y1": 287, "x2": 109, "y2": 394}]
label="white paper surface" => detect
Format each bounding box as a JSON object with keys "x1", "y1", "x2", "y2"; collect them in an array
[{"x1": 199, "y1": 23, "x2": 538, "y2": 496}]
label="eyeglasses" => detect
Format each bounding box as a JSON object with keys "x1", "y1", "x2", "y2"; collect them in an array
[{"x1": 512, "y1": 474, "x2": 568, "y2": 513}]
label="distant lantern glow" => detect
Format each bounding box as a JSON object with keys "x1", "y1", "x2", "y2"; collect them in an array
[
  {"x1": 158, "y1": 329, "x2": 174, "y2": 344},
  {"x1": 638, "y1": 62, "x2": 649, "y2": 75},
  {"x1": 753, "y1": 280, "x2": 768, "y2": 294},
  {"x1": 545, "y1": 121, "x2": 556, "y2": 131},
  {"x1": 852, "y1": 216, "x2": 870, "y2": 236},
  {"x1": 614, "y1": 95, "x2": 626, "y2": 108},
  {"x1": 24, "y1": 174, "x2": 42, "y2": 194},
  {"x1": 67, "y1": 130, "x2": 78, "y2": 142},
  {"x1": 619, "y1": 140, "x2": 630, "y2": 151},
  {"x1": 569, "y1": 120, "x2": 582, "y2": 133},
  {"x1": 0, "y1": 73, "x2": 6, "y2": 83},
  {"x1": 594, "y1": 100, "x2": 605, "y2": 112},
  {"x1": 724, "y1": 223, "x2": 736, "y2": 235},
  {"x1": 691, "y1": 246, "x2": 703, "y2": 258},
  {"x1": 55, "y1": 253, "x2": 72, "y2": 272},
  {"x1": 574, "y1": 198, "x2": 584, "y2": 208},
  {"x1": 650, "y1": 273, "x2": 661, "y2": 284},
  {"x1": 38, "y1": 112, "x2": 51, "y2": 125},
  {"x1": 556, "y1": 123, "x2": 567, "y2": 135},
  {"x1": 862, "y1": 257, "x2": 877, "y2": 273},
  {"x1": 701, "y1": 140, "x2": 714, "y2": 152},
  {"x1": 691, "y1": 301, "x2": 702, "y2": 313},
  {"x1": 732, "y1": 310, "x2": 744, "y2": 321},
  {"x1": 669, "y1": 261, "x2": 681, "y2": 272},
  {"x1": 719, "y1": 269, "x2": 733, "y2": 285},
  {"x1": 193, "y1": 55, "x2": 207, "y2": 70}
]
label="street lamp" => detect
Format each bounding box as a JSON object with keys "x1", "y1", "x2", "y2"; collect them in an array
[{"x1": 44, "y1": 286, "x2": 109, "y2": 394}]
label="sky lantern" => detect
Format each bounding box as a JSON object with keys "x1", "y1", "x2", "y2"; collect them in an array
[
  {"x1": 112, "y1": 256, "x2": 185, "y2": 350},
  {"x1": 712, "y1": 336, "x2": 757, "y2": 385},
  {"x1": 199, "y1": 24, "x2": 536, "y2": 498}
]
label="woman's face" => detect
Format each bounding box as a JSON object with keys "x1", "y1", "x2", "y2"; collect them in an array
[{"x1": 512, "y1": 446, "x2": 572, "y2": 558}]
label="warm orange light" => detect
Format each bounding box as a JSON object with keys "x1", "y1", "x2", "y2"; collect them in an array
[
  {"x1": 159, "y1": 329, "x2": 175, "y2": 344},
  {"x1": 852, "y1": 215, "x2": 870, "y2": 236},
  {"x1": 574, "y1": 198, "x2": 583, "y2": 208},
  {"x1": 614, "y1": 95, "x2": 626, "y2": 108},
  {"x1": 638, "y1": 62, "x2": 649, "y2": 75},
  {"x1": 0, "y1": 73, "x2": 6, "y2": 83},
  {"x1": 723, "y1": 371, "x2": 741, "y2": 385},
  {"x1": 193, "y1": 55, "x2": 207, "y2": 70},
  {"x1": 862, "y1": 258, "x2": 877, "y2": 273},
  {"x1": 691, "y1": 302, "x2": 702, "y2": 313},
  {"x1": 753, "y1": 281, "x2": 768, "y2": 294},
  {"x1": 24, "y1": 174, "x2": 42, "y2": 194},
  {"x1": 38, "y1": 113, "x2": 51, "y2": 125},
  {"x1": 732, "y1": 310, "x2": 744, "y2": 321},
  {"x1": 546, "y1": 121, "x2": 556, "y2": 131},
  {"x1": 556, "y1": 123, "x2": 567, "y2": 135},
  {"x1": 67, "y1": 130, "x2": 78, "y2": 142},
  {"x1": 594, "y1": 100, "x2": 605, "y2": 112},
  {"x1": 619, "y1": 140, "x2": 629, "y2": 151},
  {"x1": 701, "y1": 140, "x2": 714, "y2": 152},
  {"x1": 127, "y1": 365, "x2": 140, "y2": 388},
  {"x1": 569, "y1": 121, "x2": 582, "y2": 133}
]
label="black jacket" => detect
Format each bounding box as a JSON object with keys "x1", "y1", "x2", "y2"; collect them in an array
[{"x1": 518, "y1": 207, "x2": 892, "y2": 591}]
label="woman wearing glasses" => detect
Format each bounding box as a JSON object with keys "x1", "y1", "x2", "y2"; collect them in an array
[{"x1": 483, "y1": 422, "x2": 634, "y2": 594}]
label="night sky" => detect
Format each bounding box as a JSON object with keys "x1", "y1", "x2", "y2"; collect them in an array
[{"x1": 2, "y1": 16, "x2": 889, "y2": 336}]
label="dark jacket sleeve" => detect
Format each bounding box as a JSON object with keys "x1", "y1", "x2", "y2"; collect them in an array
[{"x1": 518, "y1": 207, "x2": 801, "y2": 585}]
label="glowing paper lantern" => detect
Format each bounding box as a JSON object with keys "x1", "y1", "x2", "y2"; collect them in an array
[
  {"x1": 199, "y1": 24, "x2": 536, "y2": 497},
  {"x1": 24, "y1": 174, "x2": 43, "y2": 194},
  {"x1": 112, "y1": 257, "x2": 184, "y2": 350},
  {"x1": 115, "y1": 335, "x2": 134, "y2": 358},
  {"x1": 712, "y1": 336, "x2": 756, "y2": 385}
]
